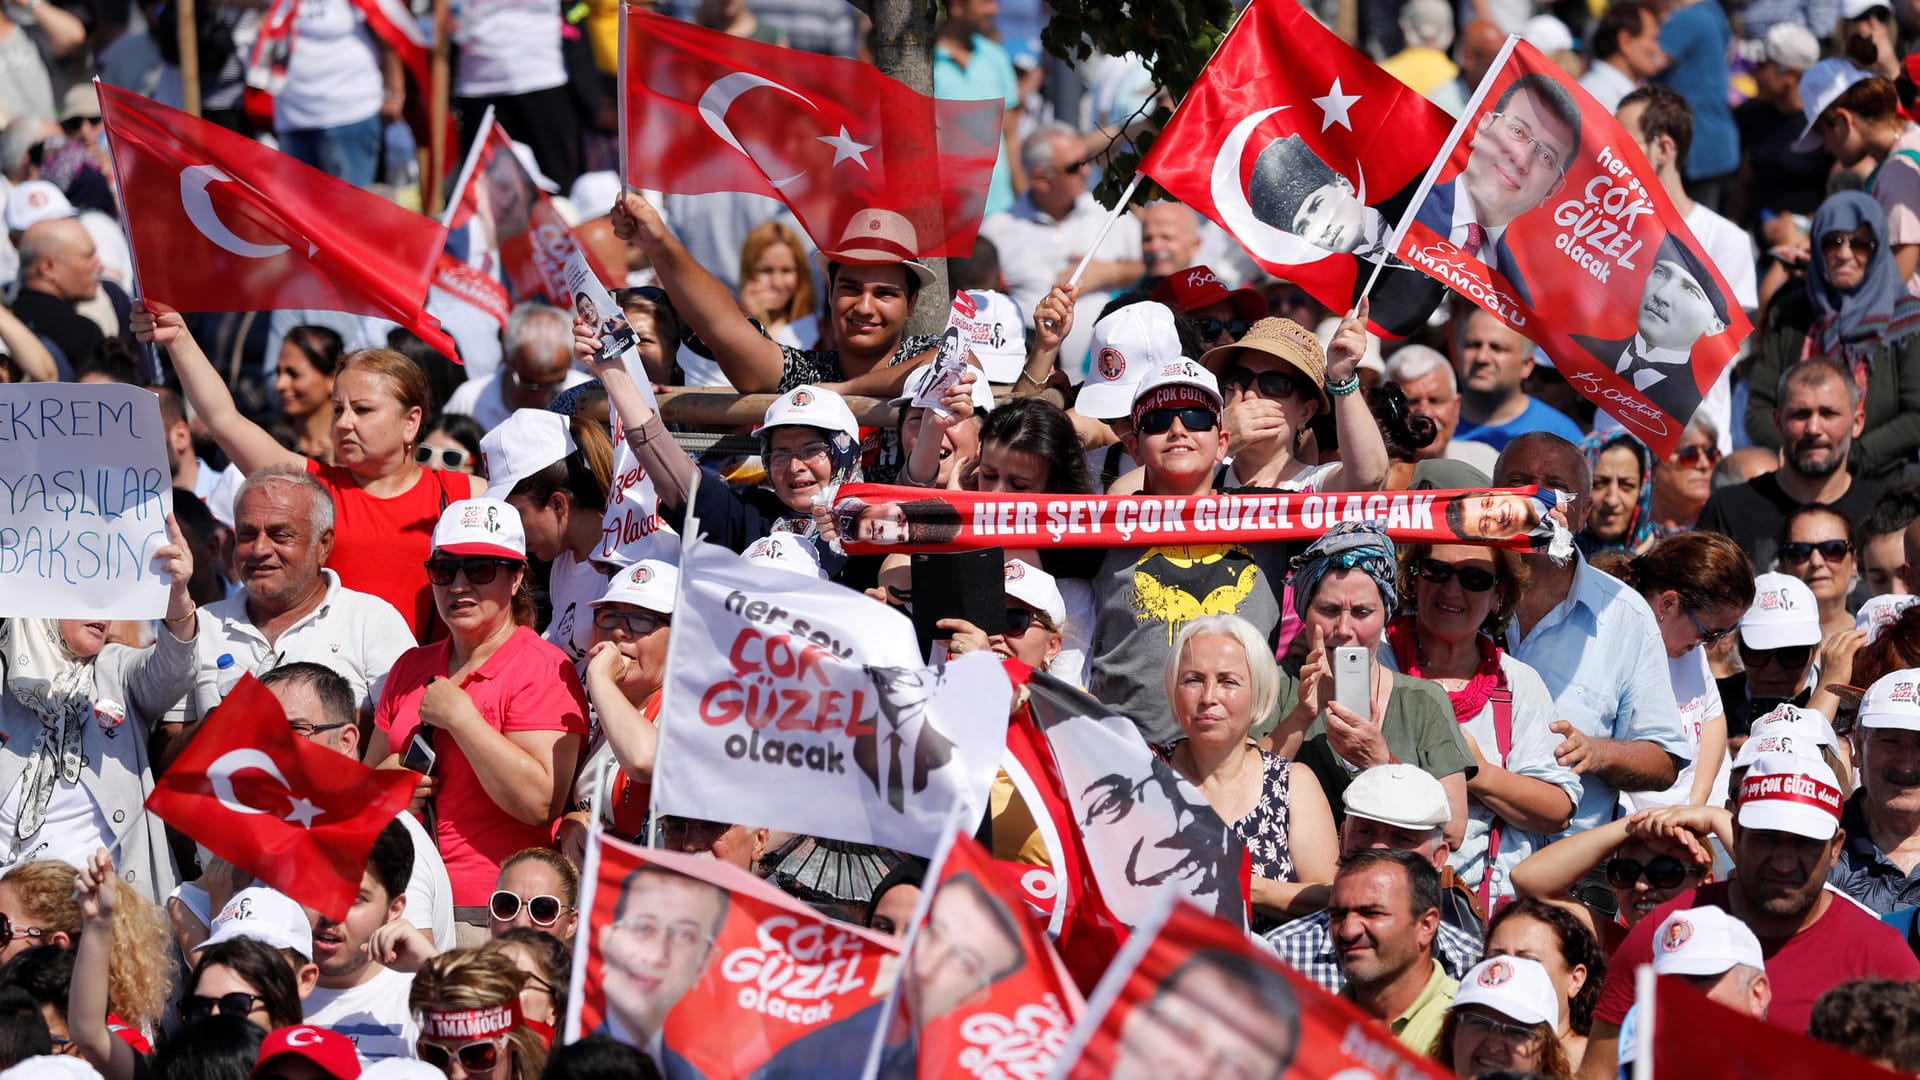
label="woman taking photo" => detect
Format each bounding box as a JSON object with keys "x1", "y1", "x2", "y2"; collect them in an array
[
  {"x1": 1431, "y1": 956, "x2": 1574, "y2": 1079},
  {"x1": 412, "y1": 948, "x2": 549, "y2": 1079},
  {"x1": 137, "y1": 307, "x2": 484, "y2": 639},
  {"x1": 1579, "y1": 427, "x2": 1657, "y2": 555},
  {"x1": 368, "y1": 499, "x2": 588, "y2": 910},
  {"x1": 1776, "y1": 505, "x2": 1860, "y2": 640},
  {"x1": 275, "y1": 326, "x2": 344, "y2": 463},
  {"x1": 1484, "y1": 898, "x2": 1606, "y2": 1071},
  {"x1": 1160, "y1": 615, "x2": 1336, "y2": 926},
  {"x1": 1387, "y1": 541, "x2": 1577, "y2": 905}
]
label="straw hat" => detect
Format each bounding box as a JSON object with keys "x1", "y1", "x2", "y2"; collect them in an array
[{"x1": 1197, "y1": 317, "x2": 1330, "y2": 410}]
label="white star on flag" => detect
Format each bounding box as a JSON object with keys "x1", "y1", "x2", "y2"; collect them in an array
[
  {"x1": 819, "y1": 126, "x2": 875, "y2": 169},
  {"x1": 283, "y1": 796, "x2": 324, "y2": 829},
  {"x1": 1313, "y1": 78, "x2": 1361, "y2": 132}
]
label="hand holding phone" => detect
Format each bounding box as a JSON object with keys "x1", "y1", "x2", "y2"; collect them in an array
[
  {"x1": 1331, "y1": 646, "x2": 1371, "y2": 718},
  {"x1": 401, "y1": 732, "x2": 437, "y2": 776}
]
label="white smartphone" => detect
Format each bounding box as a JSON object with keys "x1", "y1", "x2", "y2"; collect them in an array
[
  {"x1": 1332, "y1": 646, "x2": 1372, "y2": 717},
  {"x1": 401, "y1": 732, "x2": 437, "y2": 775}
]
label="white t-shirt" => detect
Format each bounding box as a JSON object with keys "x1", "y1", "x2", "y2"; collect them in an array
[
  {"x1": 544, "y1": 549, "x2": 609, "y2": 667},
  {"x1": 305, "y1": 965, "x2": 418, "y2": 1064},
  {"x1": 443, "y1": 368, "x2": 592, "y2": 431},
  {"x1": 276, "y1": 0, "x2": 383, "y2": 132},
  {"x1": 1619, "y1": 645, "x2": 1725, "y2": 813},
  {"x1": 455, "y1": 0, "x2": 565, "y2": 98},
  {"x1": 394, "y1": 812, "x2": 457, "y2": 952}
]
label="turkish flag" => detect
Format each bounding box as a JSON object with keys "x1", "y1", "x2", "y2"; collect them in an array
[
  {"x1": 98, "y1": 82, "x2": 460, "y2": 360},
  {"x1": 147, "y1": 675, "x2": 417, "y2": 921},
  {"x1": 622, "y1": 9, "x2": 1001, "y2": 259},
  {"x1": 1650, "y1": 975, "x2": 1907, "y2": 1079},
  {"x1": 1139, "y1": 0, "x2": 1456, "y2": 337}
]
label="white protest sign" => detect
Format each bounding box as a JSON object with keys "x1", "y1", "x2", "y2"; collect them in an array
[
  {"x1": 593, "y1": 434, "x2": 678, "y2": 568},
  {"x1": 0, "y1": 384, "x2": 173, "y2": 618},
  {"x1": 653, "y1": 539, "x2": 1011, "y2": 857}
]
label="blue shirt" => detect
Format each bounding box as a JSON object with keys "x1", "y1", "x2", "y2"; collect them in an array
[
  {"x1": 1658, "y1": 0, "x2": 1739, "y2": 180},
  {"x1": 1506, "y1": 555, "x2": 1689, "y2": 835},
  {"x1": 934, "y1": 34, "x2": 1019, "y2": 217},
  {"x1": 1453, "y1": 396, "x2": 1584, "y2": 452}
]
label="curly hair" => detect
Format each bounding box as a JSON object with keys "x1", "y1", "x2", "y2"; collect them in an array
[
  {"x1": 411, "y1": 948, "x2": 548, "y2": 1080},
  {"x1": 1487, "y1": 898, "x2": 1606, "y2": 1036},
  {"x1": 1, "y1": 862, "x2": 174, "y2": 1032}
]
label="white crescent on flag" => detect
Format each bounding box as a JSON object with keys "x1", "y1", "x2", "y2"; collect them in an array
[
  {"x1": 697, "y1": 72, "x2": 817, "y2": 190},
  {"x1": 1209, "y1": 107, "x2": 1371, "y2": 267}
]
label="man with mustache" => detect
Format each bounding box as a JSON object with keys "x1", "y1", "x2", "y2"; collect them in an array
[{"x1": 1830, "y1": 668, "x2": 1920, "y2": 914}]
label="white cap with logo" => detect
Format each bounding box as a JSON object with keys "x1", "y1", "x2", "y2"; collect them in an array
[
  {"x1": 1732, "y1": 702, "x2": 1840, "y2": 768},
  {"x1": 744, "y1": 532, "x2": 827, "y2": 580},
  {"x1": 1003, "y1": 558, "x2": 1066, "y2": 626},
  {"x1": 201, "y1": 885, "x2": 315, "y2": 958},
  {"x1": 1452, "y1": 956, "x2": 1560, "y2": 1027},
  {"x1": 481, "y1": 409, "x2": 576, "y2": 500},
  {"x1": 754, "y1": 385, "x2": 860, "y2": 442},
  {"x1": 1859, "y1": 667, "x2": 1920, "y2": 731},
  {"x1": 965, "y1": 290, "x2": 1028, "y2": 384},
  {"x1": 1735, "y1": 751, "x2": 1844, "y2": 841},
  {"x1": 1740, "y1": 573, "x2": 1822, "y2": 650},
  {"x1": 431, "y1": 499, "x2": 527, "y2": 561},
  {"x1": 1344, "y1": 764, "x2": 1451, "y2": 830},
  {"x1": 1130, "y1": 357, "x2": 1223, "y2": 415},
  {"x1": 4, "y1": 180, "x2": 75, "y2": 235},
  {"x1": 1076, "y1": 302, "x2": 1185, "y2": 420},
  {"x1": 591, "y1": 559, "x2": 678, "y2": 614},
  {"x1": 1857, "y1": 593, "x2": 1920, "y2": 643},
  {"x1": 1650, "y1": 906, "x2": 1765, "y2": 977}
]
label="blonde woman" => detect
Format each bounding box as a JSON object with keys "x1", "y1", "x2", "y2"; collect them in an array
[
  {"x1": 49, "y1": 852, "x2": 178, "y2": 1080},
  {"x1": 412, "y1": 948, "x2": 549, "y2": 1080}
]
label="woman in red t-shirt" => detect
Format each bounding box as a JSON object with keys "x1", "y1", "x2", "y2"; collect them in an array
[
  {"x1": 369, "y1": 498, "x2": 587, "y2": 907},
  {"x1": 135, "y1": 307, "x2": 484, "y2": 640}
]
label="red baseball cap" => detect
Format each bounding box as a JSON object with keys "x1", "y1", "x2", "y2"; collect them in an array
[
  {"x1": 1150, "y1": 265, "x2": 1267, "y2": 320},
  {"x1": 252, "y1": 1026, "x2": 362, "y2": 1079}
]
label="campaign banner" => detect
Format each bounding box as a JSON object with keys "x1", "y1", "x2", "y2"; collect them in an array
[
  {"x1": 1386, "y1": 37, "x2": 1752, "y2": 454},
  {"x1": 1050, "y1": 898, "x2": 1454, "y2": 1080},
  {"x1": 652, "y1": 540, "x2": 1013, "y2": 858},
  {"x1": 913, "y1": 291, "x2": 982, "y2": 417},
  {"x1": 443, "y1": 113, "x2": 613, "y2": 309},
  {"x1": 0, "y1": 384, "x2": 173, "y2": 619},
  {"x1": 861, "y1": 828, "x2": 1083, "y2": 1079},
  {"x1": 593, "y1": 432, "x2": 677, "y2": 569},
  {"x1": 565, "y1": 833, "x2": 900, "y2": 1077},
  {"x1": 829, "y1": 484, "x2": 1568, "y2": 555},
  {"x1": 1647, "y1": 973, "x2": 1907, "y2": 1079}
]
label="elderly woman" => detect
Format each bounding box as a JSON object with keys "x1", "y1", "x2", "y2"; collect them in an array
[
  {"x1": 0, "y1": 516, "x2": 196, "y2": 903},
  {"x1": 1386, "y1": 541, "x2": 1578, "y2": 905},
  {"x1": 1485, "y1": 898, "x2": 1606, "y2": 1072},
  {"x1": 368, "y1": 500, "x2": 588, "y2": 910},
  {"x1": 1578, "y1": 427, "x2": 1657, "y2": 555},
  {"x1": 1648, "y1": 418, "x2": 1719, "y2": 535},
  {"x1": 1746, "y1": 191, "x2": 1920, "y2": 476},
  {"x1": 1262, "y1": 521, "x2": 1474, "y2": 847},
  {"x1": 1431, "y1": 956, "x2": 1575, "y2": 1079},
  {"x1": 1776, "y1": 505, "x2": 1859, "y2": 639},
  {"x1": 412, "y1": 948, "x2": 549, "y2": 1079},
  {"x1": 1162, "y1": 615, "x2": 1336, "y2": 926}
]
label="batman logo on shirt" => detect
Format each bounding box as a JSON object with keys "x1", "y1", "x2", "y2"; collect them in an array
[{"x1": 1130, "y1": 544, "x2": 1259, "y2": 643}]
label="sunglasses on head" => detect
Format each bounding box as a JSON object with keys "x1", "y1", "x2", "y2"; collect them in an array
[
  {"x1": 181, "y1": 991, "x2": 262, "y2": 1021},
  {"x1": 1604, "y1": 855, "x2": 1697, "y2": 891},
  {"x1": 1778, "y1": 539, "x2": 1852, "y2": 563},
  {"x1": 414, "y1": 444, "x2": 472, "y2": 471},
  {"x1": 1198, "y1": 317, "x2": 1255, "y2": 342},
  {"x1": 593, "y1": 609, "x2": 669, "y2": 636},
  {"x1": 1739, "y1": 641, "x2": 1814, "y2": 669},
  {"x1": 1220, "y1": 364, "x2": 1301, "y2": 399},
  {"x1": 1004, "y1": 608, "x2": 1054, "y2": 636},
  {"x1": 423, "y1": 556, "x2": 518, "y2": 586},
  {"x1": 1135, "y1": 406, "x2": 1220, "y2": 436},
  {"x1": 417, "y1": 1036, "x2": 507, "y2": 1074},
  {"x1": 490, "y1": 890, "x2": 568, "y2": 926},
  {"x1": 0, "y1": 914, "x2": 45, "y2": 947},
  {"x1": 1416, "y1": 558, "x2": 1498, "y2": 592},
  {"x1": 1671, "y1": 443, "x2": 1721, "y2": 468}
]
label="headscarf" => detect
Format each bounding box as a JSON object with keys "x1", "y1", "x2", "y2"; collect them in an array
[
  {"x1": 1806, "y1": 190, "x2": 1920, "y2": 372},
  {"x1": 0, "y1": 620, "x2": 97, "y2": 850},
  {"x1": 1288, "y1": 520, "x2": 1399, "y2": 621},
  {"x1": 1576, "y1": 426, "x2": 1657, "y2": 555}
]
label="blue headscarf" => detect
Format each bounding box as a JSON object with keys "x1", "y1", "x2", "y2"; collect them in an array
[
  {"x1": 1288, "y1": 520, "x2": 1399, "y2": 621},
  {"x1": 1807, "y1": 190, "x2": 1920, "y2": 369}
]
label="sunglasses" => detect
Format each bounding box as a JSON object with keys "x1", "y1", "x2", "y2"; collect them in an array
[
  {"x1": 423, "y1": 556, "x2": 518, "y2": 586},
  {"x1": 1778, "y1": 539, "x2": 1852, "y2": 564},
  {"x1": 414, "y1": 444, "x2": 472, "y2": 471},
  {"x1": 1004, "y1": 608, "x2": 1054, "y2": 636},
  {"x1": 1199, "y1": 317, "x2": 1256, "y2": 342},
  {"x1": 1670, "y1": 443, "x2": 1721, "y2": 468},
  {"x1": 1686, "y1": 609, "x2": 1738, "y2": 644},
  {"x1": 0, "y1": 914, "x2": 46, "y2": 947},
  {"x1": 1416, "y1": 558, "x2": 1498, "y2": 592},
  {"x1": 593, "y1": 609, "x2": 669, "y2": 636},
  {"x1": 490, "y1": 890, "x2": 568, "y2": 926},
  {"x1": 1821, "y1": 232, "x2": 1879, "y2": 258},
  {"x1": 1220, "y1": 364, "x2": 1301, "y2": 399},
  {"x1": 181, "y1": 991, "x2": 263, "y2": 1021},
  {"x1": 1739, "y1": 641, "x2": 1814, "y2": 669},
  {"x1": 1135, "y1": 407, "x2": 1220, "y2": 436},
  {"x1": 417, "y1": 1036, "x2": 507, "y2": 1074},
  {"x1": 1604, "y1": 854, "x2": 1698, "y2": 891},
  {"x1": 1059, "y1": 157, "x2": 1091, "y2": 175}
]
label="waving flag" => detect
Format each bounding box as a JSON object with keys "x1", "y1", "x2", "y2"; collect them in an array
[{"x1": 1648, "y1": 973, "x2": 1908, "y2": 1079}]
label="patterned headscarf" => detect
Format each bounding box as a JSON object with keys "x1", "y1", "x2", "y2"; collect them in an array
[
  {"x1": 1288, "y1": 520, "x2": 1399, "y2": 621},
  {"x1": 1577, "y1": 426, "x2": 1657, "y2": 555}
]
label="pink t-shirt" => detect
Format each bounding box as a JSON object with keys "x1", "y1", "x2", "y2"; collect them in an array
[
  {"x1": 1873, "y1": 126, "x2": 1920, "y2": 296},
  {"x1": 376, "y1": 626, "x2": 589, "y2": 903}
]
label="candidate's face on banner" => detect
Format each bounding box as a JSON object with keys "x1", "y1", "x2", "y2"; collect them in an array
[
  {"x1": 483, "y1": 148, "x2": 534, "y2": 239},
  {"x1": 1465, "y1": 86, "x2": 1575, "y2": 228},
  {"x1": 903, "y1": 879, "x2": 1023, "y2": 1027},
  {"x1": 1112, "y1": 962, "x2": 1296, "y2": 1080},
  {"x1": 600, "y1": 871, "x2": 726, "y2": 1041},
  {"x1": 856, "y1": 502, "x2": 913, "y2": 545},
  {"x1": 1637, "y1": 260, "x2": 1722, "y2": 352},
  {"x1": 1447, "y1": 490, "x2": 1544, "y2": 541},
  {"x1": 576, "y1": 292, "x2": 600, "y2": 325}
]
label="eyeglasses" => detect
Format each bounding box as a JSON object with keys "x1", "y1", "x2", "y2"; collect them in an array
[
  {"x1": 1416, "y1": 558, "x2": 1498, "y2": 593},
  {"x1": 509, "y1": 366, "x2": 573, "y2": 395},
  {"x1": 767, "y1": 441, "x2": 832, "y2": 469},
  {"x1": 1671, "y1": 443, "x2": 1722, "y2": 468},
  {"x1": 288, "y1": 721, "x2": 349, "y2": 740},
  {"x1": 490, "y1": 890, "x2": 569, "y2": 926},
  {"x1": 883, "y1": 584, "x2": 912, "y2": 609},
  {"x1": 1778, "y1": 539, "x2": 1852, "y2": 564},
  {"x1": 1003, "y1": 608, "x2": 1055, "y2": 636},
  {"x1": 1605, "y1": 854, "x2": 1698, "y2": 891},
  {"x1": 610, "y1": 915, "x2": 715, "y2": 956},
  {"x1": 1220, "y1": 364, "x2": 1301, "y2": 399},
  {"x1": 414, "y1": 444, "x2": 472, "y2": 471},
  {"x1": 1058, "y1": 157, "x2": 1091, "y2": 175},
  {"x1": 417, "y1": 1036, "x2": 507, "y2": 1074},
  {"x1": 423, "y1": 556, "x2": 518, "y2": 586},
  {"x1": 593, "y1": 609, "x2": 669, "y2": 636},
  {"x1": 181, "y1": 991, "x2": 264, "y2": 1021},
  {"x1": 1487, "y1": 111, "x2": 1565, "y2": 174},
  {"x1": 1198, "y1": 317, "x2": 1255, "y2": 342},
  {"x1": 1821, "y1": 232, "x2": 1879, "y2": 258},
  {"x1": 1458, "y1": 1010, "x2": 1546, "y2": 1050},
  {"x1": 1686, "y1": 608, "x2": 1738, "y2": 644},
  {"x1": 0, "y1": 914, "x2": 46, "y2": 947},
  {"x1": 1135, "y1": 407, "x2": 1220, "y2": 436},
  {"x1": 1739, "y1": 641, "x2": 1814, "y2": 669}
]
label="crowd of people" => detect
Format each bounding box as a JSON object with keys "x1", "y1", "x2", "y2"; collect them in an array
[{"x1": 10, "y1": 0, "x2": 1920, "y2": 1076}]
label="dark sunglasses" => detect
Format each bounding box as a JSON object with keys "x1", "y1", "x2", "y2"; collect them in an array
[
  {"x1": 60, "y1": 115, "x2": 100, "y2": 134},
  {"x1": 418, "y1": 1037, "x2": 505, "y2": 1073},
  {"x1": 0, "y1": 914, "x2": 46, "y2": 947},
  {"x1": 1821, "y1": 232, "x2": 1879, "y2": 258},
  {"x1": 1605, "y1": 855, "x2": 1697, "y2": 891},
  {"x1": 181, "y1": 991, "x2": 263, "y2": 1021},
  {"x1": 1739, "y1": 641, "x2": 1814, "y2": 669},
  {"x1": 1221, "y1": 364, "x2": 1301, "y2": 400},
  {"x1": 423, "y1": 556, "x2": 517, "y2": 586},
  {"x1": 414, "y1": 444, "x2": 472, "y2": 470},
  {"x1": 1199, "y1": 317, "x2": 1256, "y2": 342},
  {"x1": 1059, "y1": 157, "x2": 1091, "y2": 175},
  {"x1": 593, "y1": 609, "x2": 669, "y2": 636},
  {"x1": 1670, "y1": 444, "x2": 1721, "y2": 468},
  {"x1": 1416, "y1": 558, "x2": 1498, "y2": 592},
  {"x1": 1135, "y1": 407, "x2": 1220, "y2": 436},
  {"x1": 1777, "y1": 540, "x2": 1852, "y2": 564},
  {"x1": 1004, "y1": 608, "x2": 1054, "y2": 636},
  {"x1": 490, "y1": 890, "x2": 568, "y2": 926},
  {"x1": 1686, "y1": 609, "x2": 1738, "y2": 644}
]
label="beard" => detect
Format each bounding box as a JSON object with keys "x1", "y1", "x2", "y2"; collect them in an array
[{"x1": 1789, "y1": 439, "x2": 1847, "y2": 478}]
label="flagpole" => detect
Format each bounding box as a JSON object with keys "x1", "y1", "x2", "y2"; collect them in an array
[
  {"x1": 1064, "y1": 173, "x2": 1144, "y2": 291},
  {"x1": 439, "y1": 104, "x2": 494, "y2": 228},
  {"x1": 856, "y1": 801, "x2": 968, "y2": 1080},
  {"x1": 94, "y1": 80, "x2": 165, "y2": 387},
  {"x1": 617, "y1": 0, "x2": 631, "y2": 198},
  {"x1": 1632, "y1": 964, "x2": 1654, "y2": 1080},
  {"x1": 428, "y1": 0, "x2": 451, "y2": 215},
  {"x1": 1356, "y1": 33, "x2": 1521, "y2": 307},
  {"x1": 644, "y1": 469, "x2": 700, "y2": 849}
]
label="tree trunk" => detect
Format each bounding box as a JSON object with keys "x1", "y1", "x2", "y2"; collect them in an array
[{"x1": 868, "y1": 0, "x2": 952, "y2": 337}]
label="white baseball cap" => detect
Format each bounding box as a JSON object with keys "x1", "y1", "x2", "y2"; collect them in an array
[
  {"x1": 753, "y1": 385, "x2": 860, "y2": 443},
  {"x1": 1765, "y1": 23, "x2": 1820, "y2": 71},
  {"x1": 1735, "y1": 751, "x2": 1844, "y2": 841},
  {"x1": 568, "y1": 171, "x2": 624, "y2": 217},
  {"x1": 431, "y1": 498, "x2": 527, "y2": 561},
  {"x1": 1076, "y1": 302, "x2": 1185, "y2": 420},
  {"x1": 1130, "y1": 357, "x2": 1223, "y2": 415},
  {"x1": 965, "y1": 290, "x2": 1028, "y2": 384},
  {"x1": 1859, "y1": 667, "x2": 1920, "y2": 731},
  {"x1": 1650, "y1": 906, "x2": 1765, "y2": 977},
  {"x1": 1520, "y1": 14, "x2": 1574, "y2": 54},
  {"x1": 744, "y1": 532, "x2": 826, "y2": 579},
  {"x1": 1344, "y1": 764, "x2": 1451, "y2": 831},
  {"x1": 1857, "y1": 593, "x2": 1920, "y2": 643},
  {"x1": 1452, "y1": 956, "x2": 1559, "y2": 1027},
  {"x1": 1739, "y1": 573, "x2": 1822, "y2": 650},
  {"x1": 1003, "y1": 558, "x2": 1066, "y2": 626},
  {"x1": 1843, "y1": 0, "x2": 1893, "y2": 19},
  {"x1": 201, "y1": 886, "x2": 314, "y2": 958},
  {"x1": 1732, "y1": 703, "x2": 1840, "y2": 768},
  {"x1": 4, "y1": 179, "x2": 75, "y2": 235},
  {"x1": 591, "y1": 558, "x2": 678, "y2": 613},
  {"x1": 891, "y1": 362, "x2": 996, "y2": 415},
  {"x1": 1796, "y1": 58, "x2": 1877, "y2": 152},
  {"x1": 481, "y1": 409, "x2": 576, "y2": 500}
]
